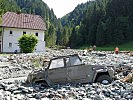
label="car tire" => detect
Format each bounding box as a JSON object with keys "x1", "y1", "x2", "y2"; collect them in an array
[{"x1": 96, "y1": 75, "x2": 112, "y2": 85}]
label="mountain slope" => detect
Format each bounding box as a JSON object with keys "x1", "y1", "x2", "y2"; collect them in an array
[
  {"x1": 61, "y1": 2, "x2": 90, "y2": 27},
  {"x1": 1, "y1": 0, "x2": 133, "y2": 48},
  {"x1": 0, "y1": 0, "x2": 20, "y2": 15},
  {"x1": 61, "y1": 0, "x2": 133, "y2": 48}
]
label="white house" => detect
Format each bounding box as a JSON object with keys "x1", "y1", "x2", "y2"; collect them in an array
[{"x1": 0, "y1": 12, "x2": 46, "y2": 53}]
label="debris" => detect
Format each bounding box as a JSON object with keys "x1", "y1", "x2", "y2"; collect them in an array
[
  {"x1": 121, "y1": 70, "x2": 133, "y2": 83},
  {"x1": 0, "y1": 48, "x2": 132, "y2": 99}
]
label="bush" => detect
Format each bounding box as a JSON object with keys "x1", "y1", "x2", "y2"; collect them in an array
[{"x1": 18, "y1": 34, "x2": 38, "y2": 53}]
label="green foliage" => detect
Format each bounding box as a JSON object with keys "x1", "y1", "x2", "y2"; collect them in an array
[
  {"x1": 1, "y1": 0, "x2": 133, "y2": 49},
  {"x1": 61, "y1": 0, "x2": 133, "y2": 48},
  {"x1": 45, "y1": 24, "x2": 56, "y2": 47},
  {"x1": 61, "y1": 2, "x2": 90, "y2": 27},
  {"x1": 18, "y1": 34, "x2": 38, "y2": 53},
  {"x1": 32, "y1": 58, "x2": 42, "y2": 68},
  {"x1": 0, "y1": 0, "x2": 20, "y2": 15}
]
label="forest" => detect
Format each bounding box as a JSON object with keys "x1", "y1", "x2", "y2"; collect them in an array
[
  {"x1": 0, "y1": 0, "x2": 133, "y2": 48},
  {"x1": 61, "y1": 0, "x2": 133, "y2": 48}
]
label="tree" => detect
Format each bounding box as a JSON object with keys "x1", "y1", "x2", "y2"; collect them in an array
[
  {"x1": 45, "y1": 24, "x2": 56, "y2": 47},
  {"x1": 56, "y1": 27, "x2": 62, "y2": 45},
  {"x1": 18, "y1": 34, "x2": 38, "y2": 53},
  {"x1": 69, "y1": 27, "x2": 77, "y2": 48},
  {"x1": 61, "y1": 28, "x2": 69, "y2": 46}
]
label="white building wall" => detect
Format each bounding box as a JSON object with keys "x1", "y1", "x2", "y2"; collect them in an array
[{"x1": 3, "y1": 28, "x2": 45, "y2": 53}]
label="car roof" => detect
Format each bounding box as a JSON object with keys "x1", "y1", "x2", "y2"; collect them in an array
[{"x1": 51, "y1": 54, "x2": 79, "y2": 60}]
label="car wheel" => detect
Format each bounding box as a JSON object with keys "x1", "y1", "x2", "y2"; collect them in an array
[{"x1": 96, "y1": 75, "x2": 112, "y2": 85}]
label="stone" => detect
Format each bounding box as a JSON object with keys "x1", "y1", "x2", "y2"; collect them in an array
[
  {"x1": 35, "y1": 93, "x2": 41, "y2": 99},
  {"x1": 13, "y1": 90, "x2": 22, "y2": 94},
  {"x1": 123, "y1": 92, "x2": 129, "y2": 98},
  {"x1": 125, "y1": 95, "x2": 133, "y2": 99},
  {"x1": 121, "y1": 90, "x2": 131, "y2": 96},
  {"x1": 41, "y1": 97, "x2": 49, "y2": 100},
  {"x1": 0, "y1": 49, "x2": 133, "y2": 100},
  {"x1": 94, "y1": 95, "x2": 103, "y2": 100},
  {"x1": 0, "y1": 84, "x2": 5, "y2": 89},
  {"x1": 26, "y1": 94, "x2": 34, "y2": 98},
  {"x1": 22, "y1": 88, "x2": 29, "y2": 93},
  {"x1": 115, "y1": 96, "x2": 120, "y2": 100},
  {"x1": 1, "y1": 58, "x2": 8, "y2": 62},
  {"x1": 28, "y1": 87, "x2": 34, "y2": 93}
]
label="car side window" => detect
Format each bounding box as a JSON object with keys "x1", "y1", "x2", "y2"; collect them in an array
[
  {"x1": 70, "y1": 56, "x2": 82, "y2": 66},
  {"x1": 49, "y1": 58, "x2": 64, "y2": 69}
]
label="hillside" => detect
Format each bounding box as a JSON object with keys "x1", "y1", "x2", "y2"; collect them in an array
[
  {"x1": 0, "y1": 0, "x2": 133, "y2": 49},
  {"x1": 61, "y1": 0, "x2": 133, "y2": 48},
  {"x1": 61, "y1": 2, "x2": 90, "y2": 27}
]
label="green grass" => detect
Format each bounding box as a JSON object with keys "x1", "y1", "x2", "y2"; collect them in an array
[{"x1": 79, "y1": 41, "x2": 133, "y2": 51}]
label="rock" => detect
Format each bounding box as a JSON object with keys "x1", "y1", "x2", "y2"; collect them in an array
[
  {"x1": 121, "y1": 90, "x2": 131, "y2": 96},
  {"x1": 123, "y1": 92, "x2": 129, "y2": 98},
  {"x1": 94, "y1": 95, "x2": 103, "y2": 100},
  {"x1": 35, "y1": 93, "x2": 41, "y2": 99},
  {"x1": 28, "y1": 87, "x2": 34, "y2": 93},
  {"x1": 1, "y1": 58, "x2": 8, "y2": 62},
  {"x1": 125, "y1": 95, "x2": 133, "y2": 99},
  {"x1": 26, "y1": 94, "x2": 34, "y2": 98},
  {"x1": 12, "y1": 60, "x2": 17, "y2": 63},
  {"x1": 22, "y1": 88, "x2": 29, "y2": 93},
  {"x1": 0, "y1": 49, "x2": 133, "y2": 100},
  {"x1": 0, "y1": 92, "x2": 4, "y2": 99},
  {"x1": 0, "y1": 84, "x2": 5, "y2": 89},
  {"x1": 41, "y1": 97, "x2": 49, "y2": 100},
  {"x1": 16, "y1": 94, "x2": 24, "y2": 100},
  {"x1": 47, "y1": 93, "x2": 55, "y2": 99},
  {"x1": 13, "y1": 90, "x2": 22, "y2": 94},
  {"x1": 115, "y1": 96, "x2": 121, "y2": 100}
]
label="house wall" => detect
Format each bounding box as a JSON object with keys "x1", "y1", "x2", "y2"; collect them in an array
[{"x1": 2, "y1": 28, "x2": 45, "y2": 53}]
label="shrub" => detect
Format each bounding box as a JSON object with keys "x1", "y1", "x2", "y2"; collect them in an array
[{"x1": 18, "y1": 34, "x2": 38, "y2": 53}]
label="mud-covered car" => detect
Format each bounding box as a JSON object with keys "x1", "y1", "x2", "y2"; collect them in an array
[{"x1": 27, "y1": 54, "x2": 115, "y2": 86}]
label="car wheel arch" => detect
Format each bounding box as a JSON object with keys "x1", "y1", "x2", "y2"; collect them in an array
[
  {"x1": 94, "y1": 72, "x2": 110, "y2": 83},
  {"x1": 35, "y1": 79, "x2": 49, "y2": 86}
]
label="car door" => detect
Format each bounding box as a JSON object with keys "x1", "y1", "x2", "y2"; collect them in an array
[
  {"x1": 67, "y1": 56, "x2": 90, "y2": 83},
  {"x1": 47, "y1": 58, "x2": 67, "y2": 83}
]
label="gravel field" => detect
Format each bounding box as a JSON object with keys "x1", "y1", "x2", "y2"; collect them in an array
[{"x1": 0, "y1": 48, "x2": 133, "y2": 100}]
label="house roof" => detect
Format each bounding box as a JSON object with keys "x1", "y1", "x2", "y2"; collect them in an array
[{"x1": 1, "y1": 12, "x2": 46, "y2": 31}]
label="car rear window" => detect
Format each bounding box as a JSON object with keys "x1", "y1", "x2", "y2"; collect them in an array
[{"x1": 70, "y1": 56, "x2": 82, "y2": 66}]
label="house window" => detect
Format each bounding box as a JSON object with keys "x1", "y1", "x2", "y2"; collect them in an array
[
  {"x1": 10, "y1": 31, "x2": 13, "y2": 35},
  {"x1": 9, "y1": 43, "x2": 12, "y2": 47},
  {"x1": 23, "y1": 32, "x2": 26, "y2": 35},
  {"x1": 35, "y1": 33, "x2": 38, "y2": 36}
]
